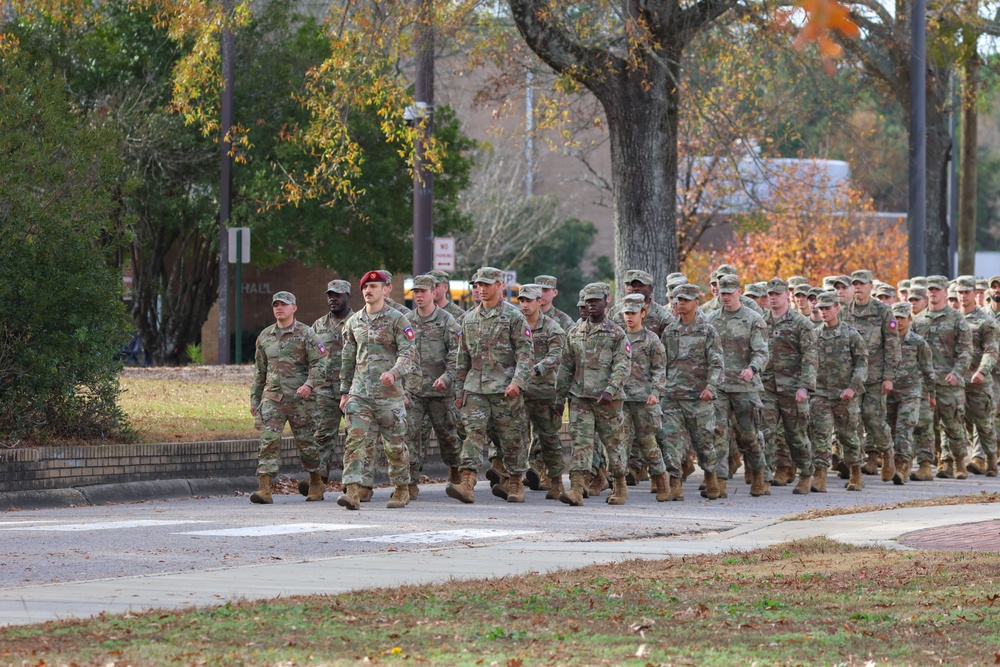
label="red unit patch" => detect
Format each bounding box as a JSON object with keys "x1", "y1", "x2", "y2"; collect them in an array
[{"x1": 404, "y1": 326, "x2": 415, "y2": 340}]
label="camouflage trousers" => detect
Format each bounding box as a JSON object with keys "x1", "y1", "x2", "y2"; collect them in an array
[
  {"x1": 760, "y1": 403, "x2": 792, "y2": 479},
  {"x1": 622, "y1": 401, "x2": 666, "y2": 476},
  {"x1": 313, "y1": 392, "x2": 345, "y2": 475},
  {"x1": 662, "y1": 398, "x2": 717, "y2": 473},
  {"x1": 762, "y1": 390, "x2": 813, "y2": 477},
  {"x1": 421, "y1": 404, "x2": 467, "y2": 468},
  {"x1": 406, "y1": 395, "x2": 463, "y2": 481},
  {"x1": 459, "y1": 393, "x2": 528, "y2": 474},
  {"x1": 342, "y1": 395, "x2": 410, "y2": 486},
  {"x1": 886, "y1": 386, "x2": 922, "y2": 460},
  {"x1": 654, "y1": 397, "x2": 685, "y2": 476},
  {"x1": 809, "y1": 394, "x2": 861, "y2": 470},
  {"x1": 254, "y1": 396, "x2": 321, "y2": 477},
  {"x1": 712, "y1": 391, "x2": 767, "y2": 479},
  {"x1": 525, "y1": 397, "x2": 565, "y2": 477},
  {"x1": 942, "y1": 385, "x2": 995, "y2": 463},
  {"x1": 568, "y1": 397, "x2": 628, "y2": 476},
  {"x1": 860, "y1": 383, "x2": 893, "y2": 455},
  {"x1": 915, "y1": 386, "x2": 965, "y2": 464}
]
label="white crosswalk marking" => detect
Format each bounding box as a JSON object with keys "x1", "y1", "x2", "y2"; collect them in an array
[
  {"x1": 345, "y1": 529, "x2": 539, "y2": 544},
  {"x1": 0, "y1": 520, "x2": 211, "y2": 532},
  {"x1": 175, "y1": 523, "x2": 375, "y2": 537}
]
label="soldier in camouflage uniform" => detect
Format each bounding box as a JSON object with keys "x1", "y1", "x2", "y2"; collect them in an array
[
  {"x1": 706, "y1": 274, "x2": 771, "y2": 497},
  {"x1": 618, "y1": 294, "x2": 671, "y2": 500},
  {"x1": 556, "y1": 282, "x2": 632, "y2": 506},
  {"x1": 662, "y1": 284, "x2": 725, "y2": 499},
  {"x1": 535, "y1": 275, "x2": 576, "y2": 332},
  {"x1": 430, "y1": 270, "x2": 467, "y2": 321},
  {"x1": 811, "y1": 291, "x2": 868, "y2": 491},
  {"x1": 379, "y1": 270, "x2": 412, "y2": 317},
  {"x1": 448, "y1": 267, "x2": 534, "y2": 504},
  {"x1": 249, "y1": 291, "x2": 327, "y2": 504},
  {"x1": 984, "y1": 275, "x2": 1000, "y2": 475},
  {"x1": 517, "y1": 284, "x2": 567, "y2": 499},
  {"x1": 337, "y1": 271, "x2": 417, "y2": 510},
  {"x1": 303, "y1": 280, "x2": 353, "y2": 497},
  {"x1": 910, "y1": 275, "x2": 972, "y2": 480},
  {"x1": 701, "y1": 265, "x2": 765, "y2": 315},
  {"x1": 842, "y1": 270, "x2": 900, "y2": 482},
  {"x1": 404, "y1": 275, "x2": 463, "y2": 498},
  {"x1": 762, "y1": 278, "x2": 818, "y2": 494},
  {"x1": 886, "y1": 301, "x2": 934, "y2": 484}
]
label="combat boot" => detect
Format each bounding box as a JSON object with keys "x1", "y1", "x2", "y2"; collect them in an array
[
  {"x1": 892, "y1": 456, "x2": 909, "y2": 485},
  {"x1": 545, "y1": 475, "x2": 564, "y2": 500},
  {"x1": 386, "y1": 485, "x2": 410, "y2": 508},
  {"x1": 744, "y1": 466, "x2": 753, "y2": 485},
  {"x1": 772, "y1": 465, "x2": 793, "y2": 487},
  {"x1": 861, "y1": 452, "x2": 880, "y2": 476},
  {"x1": 506, "y1": 475, "x2": 525, "y2": 503},
  {"x1": 668, "y1": 476, "x2": 684, "y2": 501},
  {"x1": 717, "y1": 477, "x2": 728, "y2": 498},
  {"x1": 987, "y1": 451, "x2": 998, "y2": 477},
  {"x1": 525, "y1": 467, "x2": 543, "y2": 491},
  {"x1": 606, "y1": 474, "x2": 629, "y2": 505},
  {"x1": 728, "y1": 451, "x2": 742, "y2": 479},
  {"x1": 636, "y1": 463, "x2": 649, "y2": 482},
  {"x1": 485, "y1": 458, "x2": 506, "y2": 487},
  {"x1": 589, "y1": 468, "x2": 610, "y2": 496},
  {"x1": 810, "y1": 469, "x2": 827, "y2": 493},
  {"x1": 358, "y1": 486, "x2": 373, "y2": 502},
  {"x1": 305, "y1": 471, "x2": 325, "y2": 501},
  {"x1": 681, "y1": 451, "x2": 695, "y2": 481},
  {"x1": 837, "y1": 459, "x2": 851, "y2": 479},
  {"x1": 700, "y1": 472, "x2": 721, "y2": 500},
  {"x1": 298, "y1": 471, "x2": 329, "y2": 497},
  {"x1": 792, "y1": 474, "x2": 812, "y2": 495},
  {"x1": 651, "y1": 473, "x2": 669, "y2": 502},
  {"x1": 749, "y1": 468, "x2": 767, "y2": 497},
  {"x1": 407, "y1": 483, "x2": 419, "y2": 499},
  {"x1": 446, "y1": 469, "x2": 477, "y2": 504},
  {"x1": 936, "y1": 459, "x2": 955, "y2": 479},
  {"x1": 582, "y1": 472, "x2": 594, "y2": 497},
  {"x1": 880, "y1": 450, "x2": 896, "y2": 483},
  {"x1": 491, "y1": 475, "x2": 510, "y2": 500},
  {"x1": 955, "y1": 452, "x2": 968, "y2": 480},
  {"x1": 966, "y1": 456, "x2": 986, "y2": 475},
  {"x1": 448, "y1": 466, "x2": 462, "y2": 485},
  {"x1": 337, "y1": 483, "x2": 361, "y2": 510},
  {"x1": 845, "y1": 464, "x2": 864, "y2": 491},
  {"x1": 560, "y1": 471, "x2": 586, "y2": 506},
  {"x1": 250, "y1": 475, "x2": 273, "y2": 504},
  {"x1": 910, "y1": 461, "x2": 935, "y2": 481}
]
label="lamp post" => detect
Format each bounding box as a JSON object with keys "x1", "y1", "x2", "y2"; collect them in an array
[{"x1": 908, "y1": 0, "x2": 927, "y2": 276}]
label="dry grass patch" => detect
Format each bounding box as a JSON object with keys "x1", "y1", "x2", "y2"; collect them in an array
[
  {"x1": 119, "y1": 376, "x2": 255, "y2": 443},
  {"x1": 783, "y1": 491, "x2": 1000, "y2": 521}
]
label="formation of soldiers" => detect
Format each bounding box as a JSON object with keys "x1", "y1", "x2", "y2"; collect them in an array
[{"x1": 248, "y1": 264, "x2": 1000, "y2": 508}]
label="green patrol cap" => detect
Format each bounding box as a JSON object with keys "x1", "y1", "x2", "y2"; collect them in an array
[
  {"x1": 717, "y1": 274, "x2": 741, "y2": 294},
  {"x1": 909, "y1": 276, "x2": 927, "y2": 288},
  {"x1": 411, "y1": 274, "x2": 436, "y2": 291},
  {"x1": 382, "y1": 270, "x2": 393, "y2": 283},
  {"x1": 833, "y1": 275, "x2": 852, "y2": 288},
  {"x1": 947, "y1": 286, "x2": 958, "y2": 299},
  {"x1": 621, "y1": 294, "x2": 647, "y2": 313},
  {"x1": 822, "y1": 276, "x2": 836, "y2": 290},
  {"x1": 744, "y1": 282, "x2": 767, "y2": 298},
  {"x1": 955, "y1": 275, "x2": 976, "y2": 292},
  {"x1": 624, "y1": 269, "x2": 654, "y2": 285},
  {"x1": 851, "y1": 270, "x2": 873, "y2": 284},
  {"x1": 907, "y1": 286, "x2": 928, "y2": 300},
  {"x1": 667, "y1": 276, "x2": 688, "y2": 290},
  {"x1": 926, "y1": 275, "x2": 948, "y2": 290},
  {"x1": 577, "y1": 289, "x2": 587, "y2": 307},
  {"x1": 792, "y1": 283, "x2": 812, "y2": 297},
  {"x1": 787, "y1": 276, "x2": 809, "y2": 288},
  {"x1": 977, "y1": 278, "x2": 989, "y2": 291},
  {"x1": 898, "y1": 279, "x2": 911, "y2": 291},
  {"x1": 667, "y1": 272, "x2": 688, "y2": 283},
  {"x1": 891, "y1": 302, "x2": 912, "y2": 319},
  {"x1": 709, "y1": 270, "x2": 720, "y2": 284},
  {"x1": 766, "y1": 277, "x2": 789, "y2": 294},
  {"x1": 475, "y1": 267, "x2": 504, "y2": 284},
  {"x1": 326, "y1": 279, "x2": 351, "y2": 294},
  {"x1": 990, "y1": 275, "x2": 1000, "y2": 288},
  {"x1": 808, "y1": 287, "x2": 825, "y2": 298},
  {"x1": 581, "y1": 283, "x2": 606, "y2": 300},
  {"x1": 272, "y1": 290, "x2": 296, "y2": 305},
  {"x1": 535, "y1": 275, "x2": 558, "y2": 288},
  {"x1": 815, "y1": 292, "x2": 838, "y2": 308},
  {"x1": 672, "y1": 284, "x2": 701, "y2": 301},
  {"x1": 715, "y1": 264, "x2": 738, "y2": 276},
  {"x1": 873, "y1": 283, "x2": 896, "y2": 298},
  {"x1": 429, "y1": 270, "x2": 450, "y2": 284},
  {"x1": 517, "y1": 284, "x2": 542, "y2": 300}
]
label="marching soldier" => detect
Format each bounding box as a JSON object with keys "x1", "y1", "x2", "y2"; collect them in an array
[{"x1": 886, "y1": 301, "x2": 934, "y2": 484}]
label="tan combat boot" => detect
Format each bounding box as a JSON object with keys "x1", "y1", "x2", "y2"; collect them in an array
[
  {"x1": 669, "y1": 476, "x2": 684, "y2": 501},
  {"x1": 954, "y1": 452, "x2": 968, "y2": 480},
  {"x1": 744, "y1": 466, "x2": 753, "y2": 485},
  {"x1": 681, "y1": 451, "x2": 695, "y2": 482},
  {"x1": 880, "y1": 450, "x2": 896, "y2": 483},
  {"x1": 861, "y1": 452, "x2": 880, "y2": 475},
  {"x1": 305, "y1": 471, "x2": 325, "y2": 501},
  {"x1": 560, "y1": 471, "x2": 586, "y2": 506},
  {"x1": 589, "y1": 468, "x2": 610, "y2": 496},
  {"x1": 408, "y1": 483, "x2": 419, "y2": 499},
  {"x1": 792, "y1": 474, "x2": 812, "y2": 495},
  {"x1": 606, "y1": 474, "x2": 629, "y2": 505},
  {"x1": 250, "y1": 475, "x2": 273, "y2": 504},
  {"x1": 967, "y1": 456, "x2": 987, "y2": 475},
  {"x1": 845, "y1": 464, "x2": 864, "y2": 491},
  {"x1": 337, "y1": 483, "x2": 361, "y2": 510},
  {"x1": 491, "y1": 475, "x2": 510, "y2": 500},
  {"x1": 772, "y1": 465, "x2": 793, "y2": 487},
  {"x1": 581, "y1": 472, "x2": 594, "y2": 498},
  {"x1": 506, "y1": 475, "x2": 525, "y2": 503},
  {"x1": 485, "y1": 458, "x2": 505, "y2": 487},
  {"x1": 910, "y1": 461, "x2": 935, "y2": 481},
  {"x1": 448, "y1": 466, "x2": 462, "y2": 485},
  {"x1": 936, "y1": 459, "x2": 955, "y2": 479},
  {"x1": 636, "y1": 463, "x2": 649, "y2": 482},
  {"x1": 810, "y1": 468, "x2": 827, "y2": 493},
  {"x1": 358, "y1": 486, "x2": 374, "y2": 502},
  {"x1": 700, "y1": 472, "x2": 721, "y2": 500},
  {"x1": 987, "y1": 451, "x2": 999, "y2": 477},
  {"x1": 749, "y1": 468, "x2": 767, "y2": 497},
  {"x1": 718, "y1": 477, "x2": 728, "y2": 498},
  {"x1": 386, "y1": 485, "x2": 410, "y2": 508},
  {"x1": 546, "y1": 475, "x2": 564, "y2": 500},
  {"x1": 728, "y1": 451, "x2": 742, "y2": 479},
  {"x1": 892, "y1": 455, "x2": 909, "y2": 485},
  {"x1": 299, "y1": 471, "x2": 328, "y2": 496},
  {"x1": 446, "y1": 469, "x2": 477, "y2": 504},
  {"x1": 651, "y1": 473, "x2": 669, "y2": 502},
  {"x1": 525, "y1": 466, "x2": 544, "y2": 491}
]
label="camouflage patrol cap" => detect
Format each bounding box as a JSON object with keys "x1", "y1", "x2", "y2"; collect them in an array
[
  {"x1": 709, "y1": 270, "x2": 720, "y2": 284},
  {"x1": 792, "y1": 283, "x2": 812, "y2": 297},
  {"x1": 898, "y1": 279, "x2": 911, "y2": 291},
  {"x1": 954, "y1": 276, "x2": 976, "y2": 292},
  {"x1": 667, "y1": 272, "x2": 688, "y2": 283},
  {"x1": 581, "y1": 283, "x2": 607, "y2": 300},
  {"x1": 382, "y1": 270, "x2": 393, "y2": 283},
  {"x1": 429, "y1": 270, "x2": 450, "y2": 284},
  {"x1": 947, "y1": 286, "x2": 959, "y2": 299},
  {"x1": 272, "y1": 290, "x2": 296, "y2": 305},
  {"x1": 851, "y1": 270, "x2": 873, "y2": 284},
  {"x1": 808, "y1": 287, "x2": 825, "y2": 298},
  {"x1": 577, "y1": 290, "x2": 587, "y2": 307},
  {"x1": 909, "y1": 276, "x2": 928, "y2": 288},
  {"x1": 717, "y1": 274, "x2": 741, "y2": 294},
  {"x1": 517, "y1": 284, "x2": 542, "y2": 300},
  {"x1": 891, "y1": 302, "x2": 913, "y2": 319},
  {"x1": 787, "y1": 276, "x2": 809, "y2": 288},
  {"x1": 873, "y1": 283, "x2": 896, "y2": 298},
  {"x1": 672, "y1": 284, "x2": 701, "y2": 301},
  {"x1": 822, "y1": 276, "x2": 837, "y2": 290},
  {"x1": 766, "y1": 277, "x2": 789, "y2": 294},
  {"x1": 326, "y1": 279, "x2": 351, "y2": 294},
  {"x1": 990, "y1": 275, "x2": 1000, "y2": 288},
  {"x1": 535, "y1": 275, "x2": 558, "y2": 288},
  {"x1": 833, "y1": 275, "x2": 852, "y2": 288},
  {"x1": 715, "y1": 264, "x2": 738, "y2": 276},
  {"x1": 815, "y1": 292, "x2": 839, "y2": 308},
  {"x1": 596, "y1": 282, "x2": 612, "y2": 295},
  {"x1": 977, "y1": 278, "x2": 989, "y2": 291},
  {"x1": 411, "y1": 274, "x2": 436, "y2": 291},
  {"x1": 907, "y1": 286, "x2": 928, "y2": 301},
  {"x1": 621, "y1": 294, "x2": 647, "y2": 313},
  {"x1": 475, "y1": 267, "x2": 504, "y2": 284},
  {"x1": 624, "y1": 269, "x2": 654, "y2": 285},
  {"x1": 744, "y1": 282, "x2": 767, "y2": 298},
  {"x1": 926, "y1": 275, "x2": 948, "y2": 290}
]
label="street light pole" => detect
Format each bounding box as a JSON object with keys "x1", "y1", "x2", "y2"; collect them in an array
[
  {"x1": 908, "y1": 0, "x2": 927, "y2": 276},
  {"x1": 217, "y1": 0, "x2": 235, "y2": 364},
  {"x1": 412, "y1": 0, "x2": 434, "y2": 276}
]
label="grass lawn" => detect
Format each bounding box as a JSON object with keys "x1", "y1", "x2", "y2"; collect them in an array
[{"x1": 3, "y1": 537, "x2": 999, "y2": 666}]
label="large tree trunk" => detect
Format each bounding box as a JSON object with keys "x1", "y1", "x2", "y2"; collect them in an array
[
  {"x1": 925, "y1": 82, "x2": 953, "y2": 276},
  {"x1": 958, "y1": 54, "x2": 978, "y2": 276}
]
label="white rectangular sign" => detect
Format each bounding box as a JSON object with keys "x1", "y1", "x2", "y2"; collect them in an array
[
  {"x1": 433, "y1": 236, "x2": 455, "y2": 271},
  {"x1": 228, "y1": 227, "x2": 250, "y2": 264},
  {"x1": 503, "y1": 270, "x2": 517, "y2": 286}
]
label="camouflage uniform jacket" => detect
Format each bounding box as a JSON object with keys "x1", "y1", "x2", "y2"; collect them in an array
[
  {"x1": 251, "y1": 320, "x2": 327, "y2": 409},
  {"x1": 661, "y1": 313, "x2": 724, "y2": 400},
  {"x1": 841, "y1": 298, "x2": 900, "y2": 384},
  {"x1": 962, "y1": 307, "x2": 999, "y2": 386},
  {"x1": 310, "y1": 309, "x2": 352, "y2": 397},
  {"x1": 706, "y1": 306, "x2": 769, "y2": 393},
  {"x1": 895, "y1": 329, "x2": 935, "y2": 399},
  {"x1": 913, "y1": 307, "x2": 972, "y2": 389},
  {"x1": 611, "y1": 299, "x2": 675, "y2": 338},
  {"x1": 340, "y1": 305, "x2": 417, "y2": 400},
  {"x1": 405, "y1": 306, "x2": 461, "y2": 398},
  {"x1": 557, "y1": 318, "x2": 631, "y2": 401},
  {"x1": 456, "y1": 299, "x2": 534, "y2": 395},
  {"x1": 809, "y1": 317, "x2": 824, "y2": 330},
  {"x1": 523, "y1": 314, "x2": 565, "y2": 400},
  {"x1": 700, "y1": 294, "x2": 764, "y2": 316},
  {"x1": 814, "y1": 321, "x2": 868, "y2": 399},
  {"x1": 542, "y1": 305, "x2": 576, "y2": 333},
  {"x1": 441, "y1": 300, "x2": 466, "y2": 322},
  {"x1": 623, "y1": 328, "x2": 666, "y2": 402},
  {"x1": 385, "y1": 297, "x2": 412, "y2": 317},
  {"x1": 762, "y1": 308, "x2": 817, "y2": 394}
]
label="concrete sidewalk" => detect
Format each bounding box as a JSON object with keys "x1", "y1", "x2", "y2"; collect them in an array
[{"x1": 2, "y1": 501, "x2": 997, "y2": 627}]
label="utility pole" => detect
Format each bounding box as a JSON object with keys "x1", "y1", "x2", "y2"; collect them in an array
[
  {"x1": 908, "y1": 0, "x2": 927, "y2": 277},
  {"x1": 217, "y1": 0, "x2": 235, "y2": 364},
  {"x1": 412, "y1": 0, "x2": 434, "y2": 276},
  {"x1": 957, "y1": 46, "x2": 979, "y2": 276}
]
